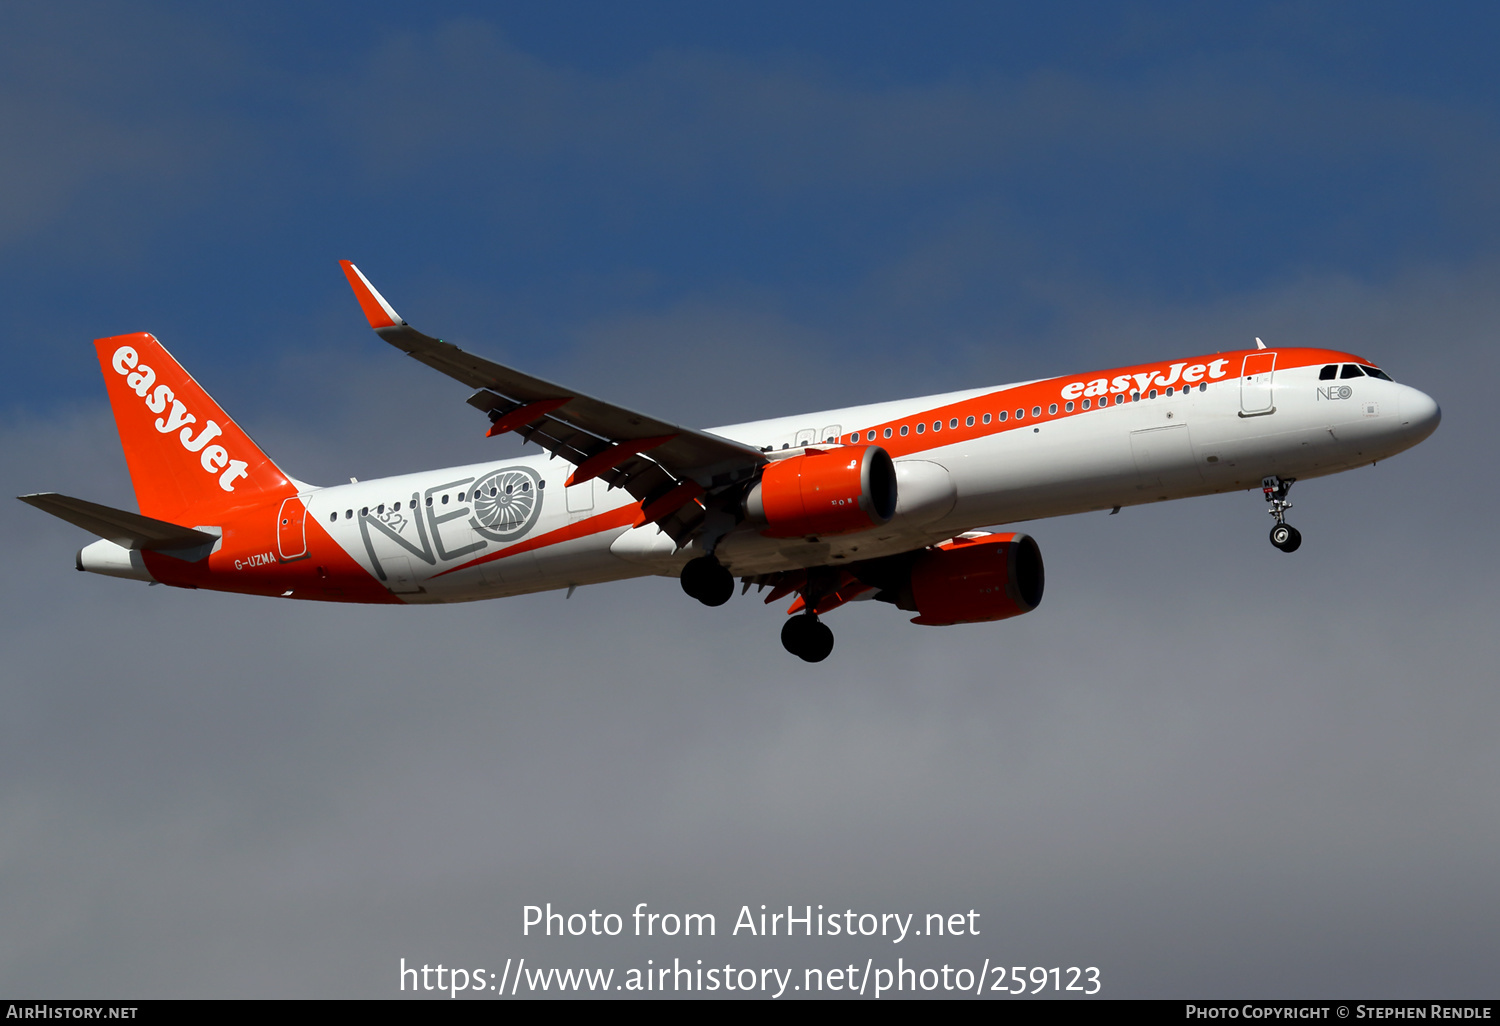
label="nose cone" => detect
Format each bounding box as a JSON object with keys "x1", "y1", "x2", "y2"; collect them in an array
[{"x1": 1399, "y1": 385, "x2": 1441, "y2": 445}]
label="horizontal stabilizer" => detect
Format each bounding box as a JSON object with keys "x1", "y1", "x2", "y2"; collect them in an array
[{"x1": 18, "y1": 493, "x2": 217, "y2": 551}]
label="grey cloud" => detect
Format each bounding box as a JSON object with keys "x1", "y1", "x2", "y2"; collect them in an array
[{"x1": 3, "y1": 263, "x2": 1494, "y2": 996}]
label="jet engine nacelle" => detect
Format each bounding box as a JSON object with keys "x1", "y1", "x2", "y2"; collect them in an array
[
  {"x1": 905, "y1": 533, "x2": 1044, "y2": 625},
  {"x1": 745, "y1": 445, "x2": 897, "y2": 538}
]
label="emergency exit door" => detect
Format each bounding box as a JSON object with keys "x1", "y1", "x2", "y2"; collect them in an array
[{"x1": 277, "y1": 496, "x2": 308, "y2": 560}]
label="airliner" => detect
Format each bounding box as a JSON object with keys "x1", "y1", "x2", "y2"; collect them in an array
[{"x1": 20, "y1": 262, "x2": 1441, "y2": 661}]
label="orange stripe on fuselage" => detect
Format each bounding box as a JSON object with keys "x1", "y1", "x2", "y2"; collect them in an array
[
  {"x1": 434, "y1": 503, "x2": 642, "y2": 578},
  {"x1": 135, "y1": 347, "x2": 1355, "y2": 601},
  {"x1": 141, "y1": 495, "x2": 399, "y2": 604},
  {"x1": 836, "y1": 347, "x2": 1363, "y2": 460}
]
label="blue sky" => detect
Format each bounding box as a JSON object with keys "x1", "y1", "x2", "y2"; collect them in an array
[
  {"x1": 3, "y1": 2, "x2": 1497, "y2": 998},
  {"x1": 10, "y1": 2, "x2": 1500, "y2": 411}
]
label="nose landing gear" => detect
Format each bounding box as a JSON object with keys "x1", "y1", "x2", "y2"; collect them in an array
[
  {"x1": 1269, "y1": 522, "x2": 1301, "y2": 552},
  {"x1": 1263, "y1": 476, "x2": 1302, "y2": 552},
  {"x1": 781, "y1": 613, "x2": 835, "y2": 663}
]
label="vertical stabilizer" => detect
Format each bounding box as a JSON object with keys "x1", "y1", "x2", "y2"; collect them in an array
[{"x1": 94, "y1": 333, "x2": 295, "y2": 522}]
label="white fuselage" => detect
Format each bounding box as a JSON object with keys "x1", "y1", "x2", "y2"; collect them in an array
[{"x1": 299, "y1": 354, "x2": 1439, "y2": 603}]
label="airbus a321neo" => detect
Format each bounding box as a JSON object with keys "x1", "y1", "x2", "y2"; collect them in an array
[{"x1": 21, "y1": 263, "x2": 1441, "y2": 661}]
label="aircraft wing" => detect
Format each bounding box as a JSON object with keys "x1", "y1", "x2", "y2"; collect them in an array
[{"x1": 339, "y1": 262, "x2": 767, "y2": 544}]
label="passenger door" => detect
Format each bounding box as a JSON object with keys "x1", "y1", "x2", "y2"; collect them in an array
[{"x1": 1239, "y1": 352, "x2": 1277, "y2": 417}]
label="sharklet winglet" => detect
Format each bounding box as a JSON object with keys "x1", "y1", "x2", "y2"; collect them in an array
[{"x1": 339, "y1": 260, "x2": 405, "y2": 330}]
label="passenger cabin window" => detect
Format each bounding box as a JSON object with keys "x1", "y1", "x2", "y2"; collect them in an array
[
  {"x1": 998, "y1": 411, "x2": 1008, "y2": 421},
  {"x1": 1320, "y1": 365, "x2": 1338, "y2": 380},
  {"x1": 900, "y1": 425, "x2": 909, "y2": 435},
  {"x1": 1340, "y1": 364, "x2": 1365, "y2": 379},
  {"x1": 1049, "y1": 403, "x2": 1058, "y2": 414}
]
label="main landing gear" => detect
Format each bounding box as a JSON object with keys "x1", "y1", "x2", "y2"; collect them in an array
[
  {"x1": 781, "y1": 613, "x2": 835, "y2": 663},
  {"x1": 680, "y1": 555, "x2": 734, "y2": 607},
  {"x1": 679, "y1": 557, "x2": 835, "y2": 662},
  {"x1": 1263, "y1": 475, "x2": 1302, "y2": 553}
]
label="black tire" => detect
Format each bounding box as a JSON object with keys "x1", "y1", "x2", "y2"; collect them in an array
[
  {"x1": 801, "y1": 619, "x2": 834, "y2": 663},
  {"x1": 782, "y1": 615, "x2": 834, "y2": 662},
  {"x1": 1269, "y1": 524, "x2": 1302, "y2": 553},
  {"x1": 680, "y1": 556, "x2": 734, "y2": 606},
  {"x1": 781, "y1": 615, "x2": 813, "y2": 657}
]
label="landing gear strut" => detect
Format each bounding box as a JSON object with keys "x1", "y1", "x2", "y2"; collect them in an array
[
  {"x1": 1263, "y1": 475, "x2": 1301, "y2": 553},
  {"x1": 781, "y1": 613, "x2": 834, "y2": 663},
  {"x1": 680, "y1": 556, "x2": 734, "y2": 606}
]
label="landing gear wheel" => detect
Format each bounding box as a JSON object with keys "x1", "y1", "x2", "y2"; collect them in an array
[
  {"x1": 1261, "y1": 476, "x2": 1302, "y2": 552},
  {"x1": 1269, "y1": 524, "x2": 1302, "y2": 553},
  {"x1": 679, "y1": 556, "x2": 734, "y2": 607},
  {"x1": 781, "y1": 615, "x2": 834, "y2": 663}
]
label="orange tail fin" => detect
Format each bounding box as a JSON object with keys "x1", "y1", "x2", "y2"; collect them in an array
[{"x1": 95, "y1": 333, "x2": 296, "y2": 523}]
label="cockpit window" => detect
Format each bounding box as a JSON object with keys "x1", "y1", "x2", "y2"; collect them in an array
[
  {"x1": 1364, "y1": 366, "x2": 1393, "y2": 381},
  {"x1": 1340, "y1": 364, "x2": 1366, "y2": 379},
  {"x1": 1319, "y1": 365, "x2": 1337, "y2": 380}
]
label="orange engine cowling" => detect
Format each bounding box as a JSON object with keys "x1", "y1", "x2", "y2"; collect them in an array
[
  {"x1": 906, "y1": 533, "x2": 1044, "y2": 625},
  {"x1": 745, "y1": 445, "x2": 897, "y2": 538}
]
